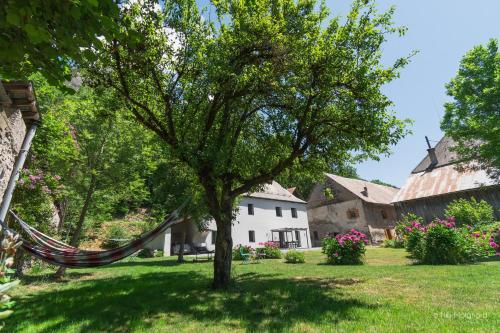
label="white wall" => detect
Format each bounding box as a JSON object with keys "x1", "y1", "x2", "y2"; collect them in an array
[
  {"x1": 203, "y1": 197, "x2": 311, "y2": 250},
  {"x1": 147, "y1": 196, "x2": 312, "y2": 255}
]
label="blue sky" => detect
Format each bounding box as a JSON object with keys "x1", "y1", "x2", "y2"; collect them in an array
[
  {"x1": 321, "y1": 0, "x2": 500, "y2": 187},
  {"x1": 199, "y1": 0, "x2": 500, "y2": 187}
]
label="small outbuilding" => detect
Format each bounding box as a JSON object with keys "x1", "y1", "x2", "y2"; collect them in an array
[
  {"x1": 307, "y1": 174, "x2": 399, "y2": 246},
  {"x1": 392, "y1": 137, "x2": 500, "y2": 221}
]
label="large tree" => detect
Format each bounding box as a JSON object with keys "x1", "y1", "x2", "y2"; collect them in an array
[
  {"x1": 86, "y1": 0, "x2": 409, "y2": 288},
  {"x1": 441, "y1": 39, "x2": 500, "y2": 180}
]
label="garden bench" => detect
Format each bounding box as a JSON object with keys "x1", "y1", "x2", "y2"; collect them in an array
[{"x1": 193, "y1": 246, "x2": 215, "y2": 261}]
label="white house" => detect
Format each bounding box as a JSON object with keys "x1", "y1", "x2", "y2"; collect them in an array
[{"x1": 146, "y1": 181, "x2": 311, "y2": 256}]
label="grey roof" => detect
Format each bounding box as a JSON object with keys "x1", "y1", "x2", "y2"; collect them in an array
[
  {"x1": 412, "y1": 137, "x2": 458, "y2": 173},
  {"x1": 246, "y1": 181, "x2": 306, "y2": 203},
  {"x1": 325, "y1": 174, "x2": 399, "y2": 205}
]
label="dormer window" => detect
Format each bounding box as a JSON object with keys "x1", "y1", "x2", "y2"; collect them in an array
[
  {"x1": 248, "y1": 203, "x2": 254, "y2": 215},
  {"x1": 275, "y1": 207, "x2": 282, "y2": 217}
]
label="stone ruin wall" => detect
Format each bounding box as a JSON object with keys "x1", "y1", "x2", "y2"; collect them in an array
[{"x1": 0, "y1": 105, "x2": 26, "y2": 201}]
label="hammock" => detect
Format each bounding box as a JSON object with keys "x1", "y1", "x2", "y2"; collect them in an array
[{"x1": 8, "y1": 207, "x2": 183, "y2": 268}]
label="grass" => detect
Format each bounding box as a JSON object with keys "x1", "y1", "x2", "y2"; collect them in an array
[{"x1": 7, "y1": 247, "x2": 500, "y2": 333}]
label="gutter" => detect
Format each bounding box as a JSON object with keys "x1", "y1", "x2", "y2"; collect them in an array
[{"x1": 0, "y1": 122, "x2": 39, "y2": 225}]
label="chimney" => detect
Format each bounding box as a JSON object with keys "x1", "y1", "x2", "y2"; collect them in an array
[
  {"x1": 361, "y1": 186, "x2": 368, "y2": 197},
  {"x1": 425, "y1": 136, "x2": 438, "y2": 167}
]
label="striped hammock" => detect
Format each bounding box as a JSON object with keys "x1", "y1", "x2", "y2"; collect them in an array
[{"x1": 9, "y1": 208, "x2": 182, "y2": 268}]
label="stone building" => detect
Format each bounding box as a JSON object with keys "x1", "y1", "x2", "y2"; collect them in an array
[
  {"x1": 307, "y1": 174, "x2": 399, "y2": 246},
  {"x1": 392, "y1": 137, "x2": 500, "y2": 221},
  {"x1": 0, "y1": 81, "x2": 39, "y2": 202}
]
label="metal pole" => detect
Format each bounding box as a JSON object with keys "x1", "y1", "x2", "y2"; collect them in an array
[{"x1": 0, "y1": 122, "x2": 38, "y2": 224}]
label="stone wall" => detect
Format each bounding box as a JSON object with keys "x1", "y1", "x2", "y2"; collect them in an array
[
  {"x1": 0, "y1": 105, "x2": 26, "y2": 201},
  {"x1": 307, "y1": 177, "x2": 397, "y2": 245},
  {"x1": 307, "y1": 198, "x2": 369, "y2": 246}
]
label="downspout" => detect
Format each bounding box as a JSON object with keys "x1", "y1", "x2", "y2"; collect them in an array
[{"x1": 0, "y1": 122, "x2": 39, "y2": 225}]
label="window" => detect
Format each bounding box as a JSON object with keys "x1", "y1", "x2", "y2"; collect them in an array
[
  {"x1": 275, "y1": 207, "x2": 282, "y2": 217},
  {"x1": 248, "y1": 203, "x2": 254, "y2": 215},
  {"x1": 347, "y1": 208, "x2": 359, "y2": 219},
  {"x1": 313, "y1": 231, "x2": 319, "y2": 240},
  {"x1": 211, "y1": 230, "x2": 217, "y2": 245},
  {"x1": 291, "y1": 207, "x2": 298, "y2": 218},
  {"x1": 381, "y1": 209, "x2": 388, "y2": 219},
  {"x1": 248, "y1": 230, "x2": 255, "y2": 242}
]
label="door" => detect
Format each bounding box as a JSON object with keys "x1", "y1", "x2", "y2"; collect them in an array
[{"x1": 278, "y1": 231, "x2": 285, "y2": 248}]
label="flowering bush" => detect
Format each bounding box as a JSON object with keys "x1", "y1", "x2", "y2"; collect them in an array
[
  {"x1": 472, "y1": 222, "x2": 500, "y2": 257},
  {"x1": 404, "y1": 217, "x2": 496, "y2": 264},
  {"x1": 256, "y1": 242, "x2": 281, "y2": 259},
  {"x1": 322, "y1": 229, "x2": 368, "y2": 265},
  {"x1": 284, "y1": 250, "x2": 305, "y2": 263},
  {"x1": 232, "y1": 244, "x2": 254, "y2": 260},
  {"x1": 395, "y1": 213, "x2": 424, "y2": 241},
  {"x1": 13, "y1": 168, "x2": 62, "y2": 234}
]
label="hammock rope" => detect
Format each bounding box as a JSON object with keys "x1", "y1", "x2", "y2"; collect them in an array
[{"x1": 6, "y1": 203, "x2": 185, "y2": 268}]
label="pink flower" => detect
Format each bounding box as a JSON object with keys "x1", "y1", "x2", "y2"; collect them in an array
[{"x1": 489, "y1": 242, "x2": 499, "y2": 250}]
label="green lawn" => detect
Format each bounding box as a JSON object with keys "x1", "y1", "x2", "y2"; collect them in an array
[{"x1": 8, "y1": 247, "x2": 500, "y2": 333}]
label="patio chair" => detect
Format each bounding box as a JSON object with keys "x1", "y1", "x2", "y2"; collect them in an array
[
  {"x1": 240, "y1": 247, "x2": 251, "y2": 264},
  {"x1": 255, "y1": 249, "x2": 266, "y2": 263}
]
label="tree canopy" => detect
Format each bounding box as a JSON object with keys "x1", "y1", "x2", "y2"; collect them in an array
[
  {"x1": 441, "y1": 39, "x2": 500, "y2": 180},
  {"x1": 85, "y1": 0, "x2": 410, "y2": 288},
  {"x1": 0, "y1": 0, "x2": 119, "y2": 86}
]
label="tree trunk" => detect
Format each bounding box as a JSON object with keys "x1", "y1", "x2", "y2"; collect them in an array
[
  {"x1": 55, "y1": 174, "x2": 97, "y2": 278},
  {"x1": 212, "y1": 200, "x2": 233, "y2": 289},
  {"x1": 177, "y1": 218, "x2": 187, "y2": 263}
]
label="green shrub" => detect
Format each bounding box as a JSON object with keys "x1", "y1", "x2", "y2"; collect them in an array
[
  {"x1": 322, "y1": 229, "x2": 368, "y2": 265},
  {"x1": 445, "y1": 198, "x2": 494, "y2": 227},
  {"x1": 154, "y1": 250, "x2": 164, "y2": 258},
  {"x1": 284, "y1": 250, "x2": 305, "y2": 263},
  {"x1": 381, "y1": 239, "x2": 405, "y2": 248},
  {"x1": 404, "y1": 219, "x2": 492, "y2": 264},
  {"x1": 102, "y1": 225, "x2": 128, "y2": 249},
  {"x1": 232, "y1": 245, "x2": 253, "y2": 260},
  {"x1": 137, "y1": 249, "x2": 154, "y2": 258},
  {"x1": 256, "y1": 242, "x2": 282, "y2": 259}
]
